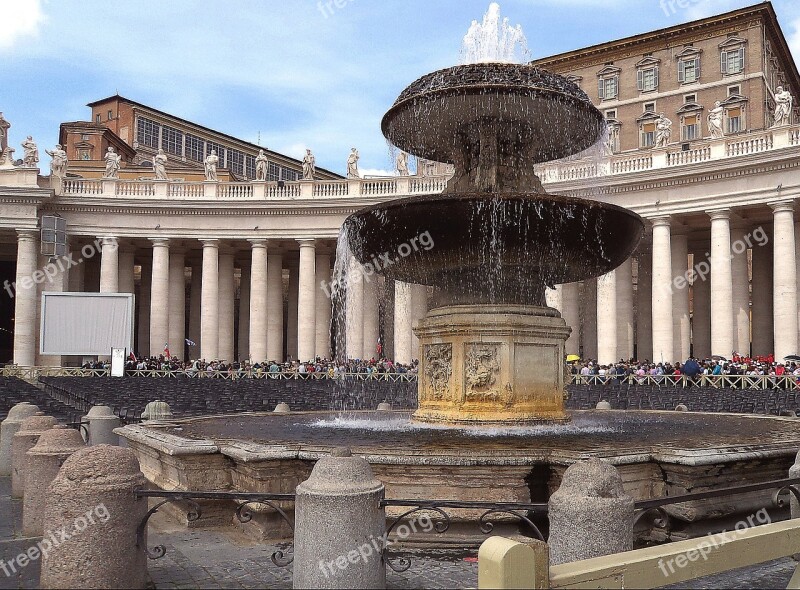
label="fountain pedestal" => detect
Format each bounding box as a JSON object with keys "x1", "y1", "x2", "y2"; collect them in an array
[{"x1": 413, "y1": 305, "x2": 571, "y2": 424}]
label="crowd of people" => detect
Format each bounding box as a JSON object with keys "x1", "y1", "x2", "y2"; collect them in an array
[
  {"x1": 570, "y1": 353, "x2": 800, "y2": 381},
  {"x1": 80, "y1": 355, "x2": 419, "y2": 377}
]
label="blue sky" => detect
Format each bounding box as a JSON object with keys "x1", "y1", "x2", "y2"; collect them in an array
[{"x1": 2, "y1": 0, "x2": 799, "y2": 176}]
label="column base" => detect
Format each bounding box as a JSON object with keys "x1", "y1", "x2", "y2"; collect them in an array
[{"x1": 412, "y1": 305, "x2": 571, "y2": 425}]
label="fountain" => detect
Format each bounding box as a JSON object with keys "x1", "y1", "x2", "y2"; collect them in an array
[
  {"x1": 344, "y1": 10, "x2": 643, "y2": 424},
  {"x1": 116, "y1": 4, "x2": 800, "y2": 542}
]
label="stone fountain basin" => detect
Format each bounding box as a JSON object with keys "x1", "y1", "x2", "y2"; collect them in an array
[
  {"x1": 382, "y1": 63, "x2": 606, "y2": 164},
  {"x1": 345, "y1": 193, "x2": 644, "y2": 303},
  {"x1": 117, "y1": 410, "x2": 800, "y2": 535}
]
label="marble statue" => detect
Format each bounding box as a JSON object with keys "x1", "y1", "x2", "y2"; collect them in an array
[
  {"x1": 772, "y1": 86, "x2": 793, "y2": 128},
  {"x1": 708, "y1": 101, "x2": 725, "y2": 139},
  {"x1": 603, "y1": 123, "x2": 618, "y2": 156},
  {"x1": 0, "y1": 112, "x2": 9, "y2": 152},
  {"x1": 45, "y1": 144, "x2": 68, "y2": 179},
  {"x1": 302, "y1": 149, "x2": 315, "y2": 180},
  {"x1": 204, "y1": 150, "x2": 219, "y2": 181},
  {"x1": 396, "y1": 151, "x2": 409, "y2": 176},
  {"x1": 153, "y1": 149, "x2": 168, "y2": 180},
  {"x1": 655, "y1": 113, "x2": 673, "y2": 148},
  {"x1": 255, "y1": 149, "x2": 269, "y2": 181},
  {"x1": 103, "y1": 147, "x2": 122, "y2": 179},
  {"x1": 346, "y1": 147, "x2": 360, "y2": 179},
  {"x1": 21, "y1": 137, "x2": 38, "y2": 168}
]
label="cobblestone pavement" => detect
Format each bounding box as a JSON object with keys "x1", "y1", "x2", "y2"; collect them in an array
[{"x1": 2, "y1": 475, "x2": 799, "y2": 589}]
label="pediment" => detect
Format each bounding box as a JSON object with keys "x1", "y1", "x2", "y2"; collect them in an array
[
  {"x1": 636, "y1": 111, "x2": 661, "y2": 123},
  {"x1": 597, "y1": 65, "x2": 621, "y2": 77},
  {"x1": 721, "y1": 93, "x2": 749, "y2": 106},
  {"x1": 719, "y1": 36, "x2": 747, "y2": 49},
  {"x1": 675, "y1": 46, "x2": 702, "y2": 60},
  {"x1": 74, "y1": 141, "x2": 95, "y2": 150},
  {"x1": 677, "y1": 102, "x2": 704, "y2": 114},
  {"x1": 635, "y1": 56, "x2": 661, "y2": 69},
  {"x1": 565, "y1": 74, "x2": 583, "y2": 84}
]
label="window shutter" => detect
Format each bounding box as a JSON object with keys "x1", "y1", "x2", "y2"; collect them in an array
[
  {"x1": 611, "y1": 76, "x2": 618, "y2": 98},
  {"x1": 721, "y1": 51, "x2": 727, "y2": 74},
  {"x1": 654, "y1": 66, "x2": 659, "y2": 88},
  {"x1": 598, "y1": 78, "x2": 605, "y2": 99},
  {"x1": 678, "y1": 61, "x2": 685, "y2": 83},
  {"x1": 695, "y1": 57, "x2": 701, "y2": 80},
  {"x1": 637, "y1": 69, "x2": 644, "y2": 91},
  {"x1": 738, "y1": 47, "x2": 745, "y2": 72}
]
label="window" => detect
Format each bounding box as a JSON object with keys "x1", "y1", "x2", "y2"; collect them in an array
[
  {"x1": 206, "y1": 142, "x2": 225, "y2": 166},
  {"x1": 728, "y1": 85, "x2": 741, "y2": 96},
  {"x1": 721, "y1": 47, "x2": 745, "y2": 75},
  {"x1": 727, "y1": 107, "x2": 742, "y2": 133},
  {"x1": 96, "y1": 114, "x2": 101, "y2": 123},
  {"x1": 678, "y1": 58, "x2": 700, "y2": 84},
  {"x1": 605, "y1": 109, "x2": 617, "y2": 119},
  {"x1": 79, "y1": 150, "x2": 91, "y2": 161},
  {"x1": 161, "y1": 125, "x2": 183, "y2": 156},
  {"x1": 281, "y1": 168, "x2": 299, "y2": 182},
  {"x1": 267, "y1": 162, "x2": 280, "y2": 181},
  {"x1": 644, "y1": 102, "x2": 656, "y2": 113},
  {"x1": 81, "y1": 134, "x2": 90, "y2": 141},
  {"x1": 245, "y1": 154, "x2": 256, "y2": 179},
  {"x1": 227, "y1": 149, "x2": 244, "y2": 175},
  {"x1": 598, "y1": 76, "x2": 618, "y2": 100},
  {"x1": 682, "y1": 114, "x2": 700, "y2": 141},
  {"x1": 136, "y1": 117, "x2": 160, "y2": 149},
  {"x1": 185, "y1": 134, "x2": 204, "y2": 162},
  {"x1": 107, "y1": 110, "x2": 113, "y2": 121},
  {"x1": 641, "y1": 122, "x2": 656, "y2": 148},
  {"x1": 684, "y1": 94, "x2": 696, "y2": 104},
  {"x1": 637, "y1": 67, "x2": 659, "y2": 92}
]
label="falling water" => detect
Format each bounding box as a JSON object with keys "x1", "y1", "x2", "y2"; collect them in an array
[{"x1": 461, "y1": 2, "x2": 530, "y2": 65}]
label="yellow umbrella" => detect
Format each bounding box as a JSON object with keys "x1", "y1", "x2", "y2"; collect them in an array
[{"x1": 566, "y1": 354, "x2": 581, "y2": 362}]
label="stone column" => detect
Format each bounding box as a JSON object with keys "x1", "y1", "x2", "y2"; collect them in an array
[
  {"x1": 98, "y1": 237, "x2": 119, "y2": 293},
  {"x1": 293, "y1": 448, "x2": 386, "y2": 589},
  {"x1": 315, "y1": 252, "x2": 333, "y2": 359},
  {"x1": 23, "y1": 426, "x2": 85, "y2": 536},
  {"x1": 362, "y1": 275, "x2": 380, "y2": 360},
  {"x1": 562, "y1": 283, "x2": 580, "y2": 357},
  {"x1": 691, "y1": 249, "x2": 712, "y2": 359},
  {"x1": 266, "y1": 252, "x2": 284, "y2": 362},
  {"x1": 200, "y1": 239, "x2": 219, "y2": 360},
  {"x1": 67, "y1": 242, "x2": 85, "y2": 293},
  {"x1": 651, "y1": 217, "x2": 673, "y2": 363},
  {"x1": 410, "y1": 283, "x2": 428, "y2": 361},
  {"x1": 168, "y1": 249, "x2": 185, "y2": 360},
  {"x1": 394, "y1": 281, "x2": 413, "y2": 365},
  {"x1": 581, "y1": 279, "x2": 598, "y2": 360},
  {"x1": 671, "y1": 232, "x2": 690, "y2": 362},
  {"x1": 238, "y1": 262, "x2": 251, "y2": 362},
  {"x1": 40, "y1": 447, "x2": 149, "y2": 589},
  {"x1": 149, "y1": 238, "x2": 170, "y2": 358},
  {"x1": 13, "y1": 230, "x2": 38, "y2": 366},
  {"x1": 250, "y1": 241, "x2": 271, "y2": 363},
  {"x1": 548, "y1": 458, "x2": 634, "y2": 565},
  {"x1": 346, "y1": 256, "x2": 364, "y2": 359},
  {"x1": 731, "y1": 226, "x2": 751, "y2": 356},
  {"x1": 188, "y1": 259, "x2": 202, "y2": 355},
  {"x1": 596, "y1": 271, "x2": 617, "y2": 365},
  {"x1": 750, "y1": 236, "x2": 773, "y2": 357},
  {"x1": 0, "y1": 403, "x2": 38, "y2": 476},
  {"x1": 118, "y1": 249, "x2": 136, "y2": 294},
  {"x1": 297, "y1": 240, "x2": 317, "y2": 362},
  {"x1": 287, "y1": 265, "x2": 299, "y2": 361},
  {"x1": 218, "y1": 252, "x2": 235, "y2": 362},
  {"x1": 772, "y1": 201, "x2": 798, "y2": 360},
  {"x1": 138, "y1": 261, "x2": 151, "y2": 357},
  {"x1": 636, "y1": 249, "x2": 653, "y2": 361},
  {"x1": 615, "y1": 259, "x2": 634, "y2": 360},
  {"x1": 709, "y1": 210, "x2": 734, "y2": 357}
]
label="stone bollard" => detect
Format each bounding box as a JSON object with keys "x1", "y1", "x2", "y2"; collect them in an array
[
  {"x1": 0, "y1": 402, "x2": 39, "y2": 476},
  {"x1": 675, "y1": 404, "x2": 689, "y2": 412},
  {"x1": 274, "y1": 402, "x2": 291, "y2": 413},
  {"x1": 548, "y1": 458, "x2": 635, "y2": 565},
  {"x1": 141, "y1": 400, "x2": 172, "y2": 421},
  {"x1": 596, "y1": 400, "x2": 612, "y2": 410},
  {"x1": 11, "y1": 413, "x2": 57, "y2": 498},
  {"x1": 23, "y1": 425, "x2": 85, "y2": 536},
  {"x1": 86, "y1": 406, "x2": 120, "y2": 446},
  {"x1": 789, "y1": 450, "x2": 800, "y2": 520},
  {"x1": 294, "y1": 447, "x2": 386, "y2": 589},
  {"x1": 376, "y1": 402, "x2": 392, "y2": 411},
  {"x1": 40, "y1": 445, "x2": 148, "y2": 589}
]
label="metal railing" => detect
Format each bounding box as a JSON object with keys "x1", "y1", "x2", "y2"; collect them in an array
[{"x1": 568, "y1": 373, "x2": 800, "y2": 390}]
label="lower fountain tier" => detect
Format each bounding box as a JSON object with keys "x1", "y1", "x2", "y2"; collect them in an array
[{"x1": 413, "y1": 304, "x2": 571, "y2": 425}]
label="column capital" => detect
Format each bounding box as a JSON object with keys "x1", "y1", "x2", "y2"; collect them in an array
[
  {"x1": 650, "y1": 216, "x2": 671, "y2": 228},
  {"x1": 16, "y1": 229, "x2": 38, "y2": 241},
  {"x1": 297, "y1": 238, "x2": 317, "y2": 248},
  {"x1": 200, "y1": 239, "x2": 220, "y2": 249},
  {"x1": 148, "y1": 237, "x2": 170, "y2": 247},
  {"x1": 768, "y1": 200, "x2": 795, "y2": 214},
  {"x1": 707, "y1": 209, "x2": 732, "y2": 222},
  {"x1": 248, "y1": 239, "x2": 268, "y2": 249},
  {"x1": 98, "y1": 236, "x2": 118, "y2": 244}
]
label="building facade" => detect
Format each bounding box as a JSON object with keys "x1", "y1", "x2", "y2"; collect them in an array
[{"x1": 0, "y1": 3, "x2": 798, "y2": 367}]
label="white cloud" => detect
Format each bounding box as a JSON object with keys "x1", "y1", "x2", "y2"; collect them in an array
[
  {"x1": 788, "y1": 17, "x2": 800, "y2": 64},
  {"x1": 359, "y1": 168, "x2": 397, "y2": 178},
  {"x1": 0, "y1": 0, "x2": 45, "y2": 48}
]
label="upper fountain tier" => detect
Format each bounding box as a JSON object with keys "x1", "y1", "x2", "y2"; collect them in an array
[{"x1": 382, "y1": 63, "x2": 606, "y2": 193}]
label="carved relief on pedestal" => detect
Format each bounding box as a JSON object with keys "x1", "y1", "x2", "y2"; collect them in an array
[
  {"x1": 464, "y1": 344, "x2": 506, "y2": 405},
  {"x1": 423, "y1": 343, "x2": 452, "y2": 402}
]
